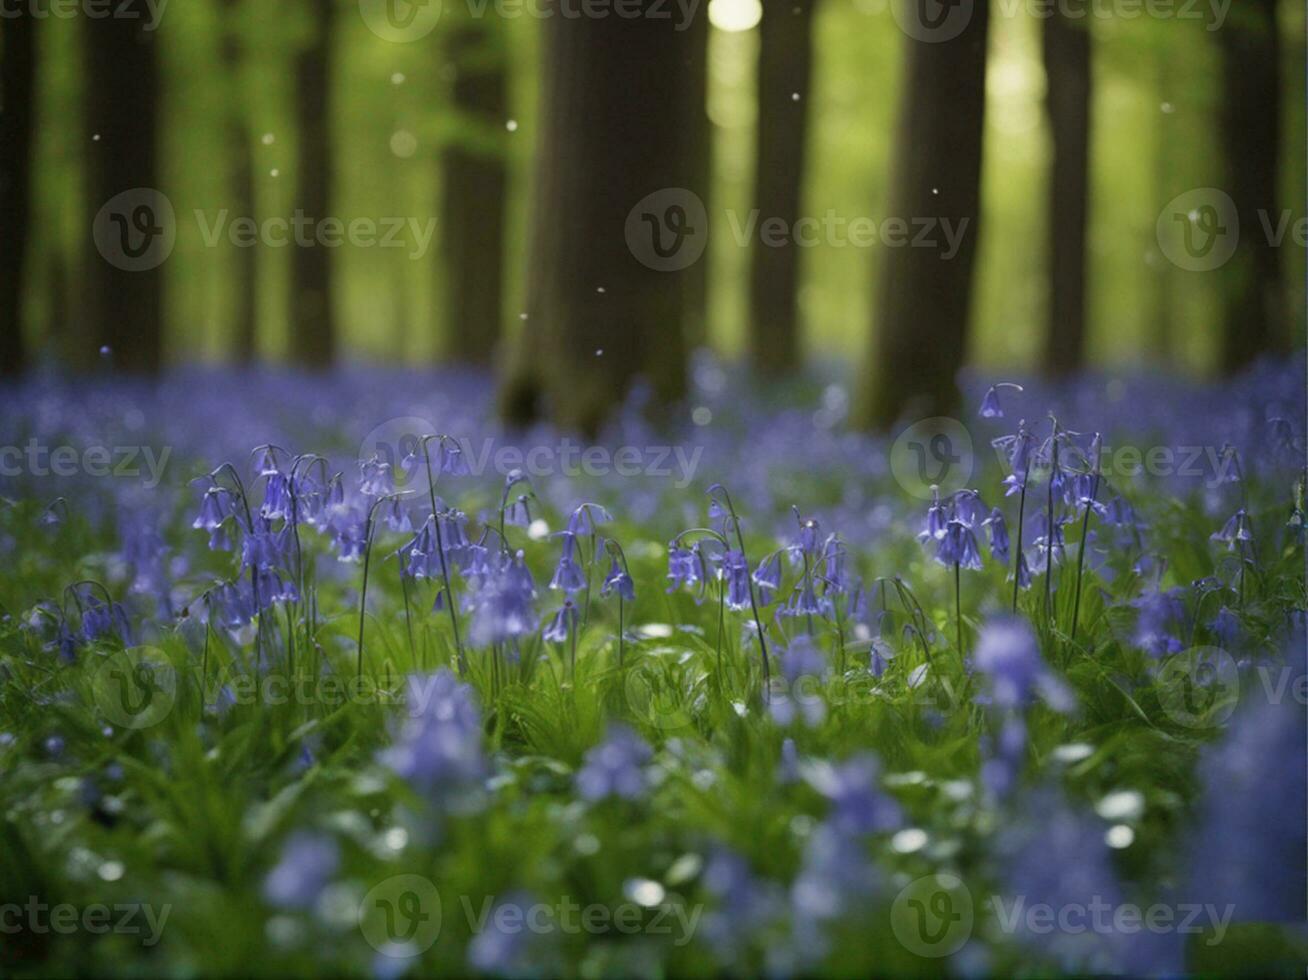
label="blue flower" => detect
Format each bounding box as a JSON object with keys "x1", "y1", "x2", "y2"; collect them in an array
[
  {"x1": 263, "y1": 832, "x2": 339, "y2": 909},
  {"x1": 973, "y1": 616, "x2": 1071, "y2": 710},
  {"x1": 984, "y1": 507, "x2": 1010, "y2": 562},
  {"x1": 468, "y1": 551, "x2": 538, "y2": 647},
  {"x1": 600, "y1": 557, "x2": 635, "y2": 601},
  {"x1": 576, "y1": 725, "x2": 652, "y2": 802},
  {"x1": 548, "y1": 533, "x2": 587, "y2": 594},
  {"x1": 542, "y1": 599, "x2": 578, "y2": 643},
  {"x1": 720, "y1": 549, "x2": 751, "y2": 610},
  {"x1": 804, "y1": 754, "x2": 902, "y2": 836},
  {"x1": 380, "y1": 669, "x2": 487, "y2": 796}
]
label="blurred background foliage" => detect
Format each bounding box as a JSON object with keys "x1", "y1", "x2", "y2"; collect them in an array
[{"x1": 16, "y1": 0, "x2": 1307, "y2": 373}]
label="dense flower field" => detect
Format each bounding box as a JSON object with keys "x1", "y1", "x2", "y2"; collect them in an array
[{"x1": 0, "y1": 356, "x2": 1304, "y2": 977}]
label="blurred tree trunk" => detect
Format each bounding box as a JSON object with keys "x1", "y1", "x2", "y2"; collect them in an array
[
  {"x1": 683, "y1": 12, "x2": 711, "y2": 351},
  {"x1": 1218, "y1": 0, "x2": 1282, "y2": 371},
  {"x1": 1148, "y1": 56, "x2": 1175, "y2": 364},
  {"x1": 221, "y1": 0, "x2": 259, "y2": 363},
  {"x1": 85, "y1": 13, "x2": 163, "y2": 374},
  {"x1": 1041, "y1": 2, "x2": 1091, "y2": 376},
  {"x1": 748, "y1": 0, "x2": 817, "y2": 376},
  {"x1": 0, "y1": 7, "x2": 35, "y2": 377},
  {"x1": 501, "y1": 3, "x2": 707, "y2": 434},
  {"x1": 291, "y1": 0, "x2": 337, "y2": 368},
  {"x1": 440, "y1": 20, "x2": 508, "y2": 366},
  {"x1": 855, "y1": 1, "x2": 990, "y2": 428}
]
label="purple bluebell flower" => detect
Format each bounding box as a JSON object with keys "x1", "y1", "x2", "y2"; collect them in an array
[
  {"x1": 720, "y1": 549, "x2": 751, "y2": 610},
  {"x1": 1211, "y1": 508, "x2": 1252, "y2": 551},
  {"x1": 973, "y1": 616, "x2": 1072, "y2": 710},
  {"x1": 804, "y1": 754, "x2": 902, "y2": 836},
  {"x1": 380, "y1": 669, "x2": 487, "y2": 796},
  {"x1": 576, "y1": 725, "x2": 652, "y2": 802},
  {"x1": 358, "y1": 457, "x2": 394, "y2": 498},
  {"x1": 1132, "y1": 587, "x2": 1186, "y2": 657},
  {"x1": 193, "y1": 488, "x2": 230, "y2": 531},
  {"x1": 548, "y1": 532, "x2": 587, "y2": 594},
  {"x1": 666, "y1": 545, "x2": 702, "y2": 594},
  {"x1": 542, "y1": 599, "x2": 578, "y2": 643},
  {"x1": 600, "y1": 556, "x2": 635, "y2": 601},
  {"x1": 468, "y1": 551, "x2": 537, "y2": 647},
  {"x1": 263, "y1": 832, "x2": 339, "y2": 909},
  {"x1": 935, "y1": 519, "x2": 984, "y2": 571},
  {"x1": 566, "y1": 502, "x2": 613, "y2": 535},
  {"x1": 984, "y1": 507, "x2": 1009, "y2": 562},
  {"x1": 1208, "y1": 606, "x2": 1240, "y2": 648},
  {"x1": 979, "y1": 386, "x2": 1003, "y2": 418}
]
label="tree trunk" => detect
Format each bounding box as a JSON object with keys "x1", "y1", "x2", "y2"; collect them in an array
[
  {"x1": 748, "y1": 0, "x2": 817, "y2": 376},
  {"x1": 221, "y1": 0, "x2": 259, "y2": 363},
  {"x1": 85, "y1": 13, "x2": 164, "y2": 374},
  {"x1": 683, "y1": 10, "x2": 711, "y2": 352},
  {"x1": 1218, "y1": 0, "x2": 1282, "y2": 371},
  {"x1": 501, "y1": 2, "x2": 707, "y2": 434},
  {"x1": 856, "y1": 1, "x2": 990, "y2": 429},
  {"x1": 1041, "y1": 2, "x2": 1091, "y2": 376},
  {"x1": 440, "y1": 20, "x2": 508, "y2": 366},
  {"x1": 291, "y1": 0, "x2": 337, "y2": 368},
  {"x1": 0, "y1": 6, "x2": 36, "y2": 377}
]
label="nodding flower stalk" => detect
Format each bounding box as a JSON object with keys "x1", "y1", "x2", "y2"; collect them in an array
[
  {"x1": 357, "y1": 492, "x2": 412, "y2": 682},
  {"x1": 600, "y1": 539, "x2": 636, "y2": 665},
  {"x1": 1070, "y1": 433, "x2": 1102, "y2": 644},
  {"x1": 708, "y1": 485, "x2": 772, "y2": 692},
  {"x1": 419, "y1": 435, "x2": 467, "y2": 674},
  {"x1": 208, "y1": 461, "x2": 265, "y2": 661}
]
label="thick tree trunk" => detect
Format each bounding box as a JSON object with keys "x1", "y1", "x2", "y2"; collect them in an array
[
  {"x1": 291, "y1": 0, "x2": 337, "y2": 368},
  {"x1": 85, "y1": 13, "x2": 164, "y2": 374},
  {"x1": 1218, "y1": 0, "x2": 1282, "y2": 371},
  {"x1": 221, "y1": 0, "x2": 259, "y2": 363},
  {"x1": 501, "y1": 2, "x2": 707, "y2": 434},
  {"x1": 1041, "y1": 2, "x2": 1091, "y2": 376},
  {"x1": 748, "y1": 0, "x2": 817, "y2": 376},
  {"x1": 0, "y1": 7, "x2": 36, "y2": 377},
  {"x1": 856, "y1": 1, "x2": 990, "y2": 428},
  {"x1": 440, "y1": 21, "x2": 508, "y2": 366}
]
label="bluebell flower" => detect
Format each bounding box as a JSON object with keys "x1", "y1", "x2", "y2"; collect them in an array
[
  {"x1": 576, "y1": 725, "x2": 652, "y2": 802},
  {"x1": 468, "y1": 551, "x2": 538, "y2": 647},
  {"x1": 542, "y1": 599, "x2": 578, "y2": 643},
  {"x1": 973, "y1": 616, "x2": 1072, "y2": 710},
  {"x1": 1132, "y1": 588, "x2": 1186, "y2": 657},
  {"x1": 1208, "y1": 605, "x2": 1240, "y2": 648},
  {"x1": 935, "y1": 519, "x2": 983, "y2": 571},
  {"x1": 667, "y1": 544, "x2": 704, "y2": 595},
  {"x1": 720, "y1": 549, "x2": 751, "y2": 610},
  {"x1": 1186, "y1": 666, "x2": 1306, "y2": 922},
  {"x1": 600, "y1": 557, "x2": 635, "y2": 601},
  {"x1": 1211, "y1": 508, "x2": 1252, "y2": 551},
  {"x1": 548, "y1": 532, "x2": 587, "y2": 593},
  {"x1": 979, "y1": 386, "x2": 1003, "y2": 418},
  {"x1": 380, "y1": 669, "x2": 487, "y2": 796},
  {"x1": 263, "y1": 832, "x2": 339, "y2": 909},
  {"x1": 193, "y1": 488, "x2": 230, "y2": 531},
  {"x1": 984, "y1": 507, "x2": 1009, "y2": 562},
  {"x1": 358, "y1": 457, "x2": 394, "y2": 498},
  {"x1": 804, "y1": 754, "x2": 902, "y2": 836},
  {"x1": 566, "y1": 502, "x2": 613, "y2": 535}
]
